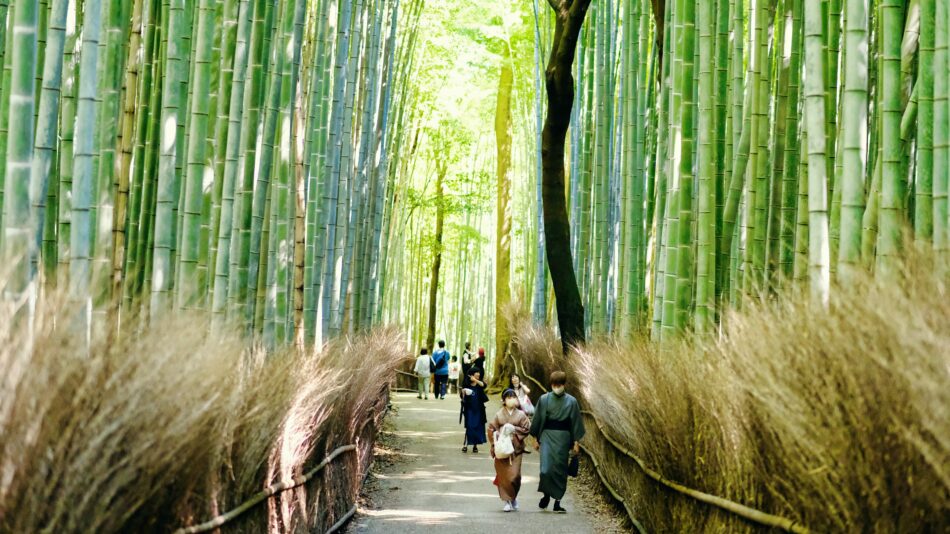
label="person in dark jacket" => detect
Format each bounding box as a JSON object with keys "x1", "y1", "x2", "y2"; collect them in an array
[
  {"x1": 459, "y1": 367, "x2": 488, "y2": 453},
  {"x1": 471, "y1": 347, "x2": 487, "y2": 378}
]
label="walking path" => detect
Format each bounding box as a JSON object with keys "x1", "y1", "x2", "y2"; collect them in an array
[{"x1": 348, "y1": 392, "x2": 599, "y2": 533}]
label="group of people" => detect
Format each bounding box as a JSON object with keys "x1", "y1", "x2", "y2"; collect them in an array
[
  {"x1": 412, "y1": 341, "x2": 487, "y2": 400},
  {"x1": 414, "y1": 346, "x2": 585, "y2": 514}
]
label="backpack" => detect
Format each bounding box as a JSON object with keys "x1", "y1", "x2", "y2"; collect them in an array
[
  {"x1": 433, "y1": 350, "x2": 448, "y2": 372},
  {"x1": 494, "y1": 425, "x2": 516, "y2": 460}
]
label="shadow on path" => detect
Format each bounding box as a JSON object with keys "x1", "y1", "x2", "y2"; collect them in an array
[{"x1": 349, "y1": 392, "x2": 598, "y2": 533}]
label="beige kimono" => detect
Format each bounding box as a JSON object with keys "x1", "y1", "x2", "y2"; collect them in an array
[{"x1": 487, "y1": 407, "x2": 532, "y2": 502}]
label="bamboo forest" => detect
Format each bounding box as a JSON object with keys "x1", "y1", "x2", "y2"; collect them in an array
[{"x1": 0, "y1": 0, "x2": 947, "y2": 532}]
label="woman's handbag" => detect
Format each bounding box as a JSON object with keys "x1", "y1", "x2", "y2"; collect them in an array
[
  {"x1": 494, "y1": 425, "x2": 516, "y2": 460},
  {"x1": 520, "y1": 395, "x2": 535, "y2": 416},
  {"x1": 568, "y1": 454, "x2": 580, "y2": 477}
]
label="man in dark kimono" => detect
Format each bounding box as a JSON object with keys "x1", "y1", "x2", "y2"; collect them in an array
[{"x1": 529, "y1": 370, "x2": 585, "y2": 513}]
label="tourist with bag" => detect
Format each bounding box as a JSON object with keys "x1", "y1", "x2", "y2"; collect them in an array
[
  {"x1": 510, "y1": 374, "x2": 534, "y2": 416},
  {"x1": 529, "y1": 370, "x2": 585, "y2": 514},
  {"x1": 488, "y1": 389, "x2": 531, "y2": 512},
  {"x1": 432, "y1": 340, "x2": 451, "y2": 399}
]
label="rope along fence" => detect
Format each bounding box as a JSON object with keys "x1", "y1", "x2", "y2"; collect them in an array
[
  {"x1": 175, "y1": 396, "x2": 391, "y2": 534},
  {"x1": 516, "y1": 363, "x2": 812, "y2": 533}
]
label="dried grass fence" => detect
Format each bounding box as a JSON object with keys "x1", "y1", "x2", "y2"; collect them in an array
[
  {"x1": 511, "y1": 266, "x2": 949, "y2": 532},
  {"x1": 0, "y1": 292, "x2": 405, "y2": 533}
]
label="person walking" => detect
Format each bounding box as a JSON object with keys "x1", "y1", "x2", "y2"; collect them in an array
[
  {"x1": 461, "y1": 342, "x2": 475, "y2": 379},
  {"x1": 459, "y1": 368, "x2": 488, "y2": 453},
  {"x1": 414, "y1": 348, "x2": 433, "y2": 400},
  {"x1": 471, "y1": 347, "x2": 487, "y2": 378},
  {"x1": 488, "y1": 389, "x2": 532, "y2": 512},
  {"x1": 432, "y1": 340, "x2": 451, "y2": 400},
  {"x1": 510, "y1": 374, "x2": 536, "y2": 454},
  {"x1": 530, "y1": 371, "x2": 585, "y2": 514},
  {"x1": 510, "y1": 374, "x2": 534, "y2": 416},
  {"x1": 448, "y1": 355, "x2": 461, "y2": 395}
]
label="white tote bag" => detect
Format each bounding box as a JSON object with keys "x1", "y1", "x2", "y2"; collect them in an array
[{"x1": 494, "y1": 424, "x2": 516, "y2": 459}]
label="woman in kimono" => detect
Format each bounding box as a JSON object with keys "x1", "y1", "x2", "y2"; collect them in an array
[
  {"x1": 509, "y1": 374, "x2": 533, "y2": 415},
  {"x1": 459, "y1": 368, "x2": 488, "y2": 453},
  {"x1": 488, "y1": 389, "x2": 532, "y2": 512},
  {"x1": 529, "y1": 370, "x2": 585, "y2": 514}
]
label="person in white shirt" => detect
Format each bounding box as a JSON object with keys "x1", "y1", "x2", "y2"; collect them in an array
[
  {"x1": 414, "y1": 348, "x2": 432, "y2": 400},
  {"x1": 461, "y1": 342, "x2": 474, "y2": 378},
  {"x1": 448, "y1": 355, "x2": 461, "y2": 394}
]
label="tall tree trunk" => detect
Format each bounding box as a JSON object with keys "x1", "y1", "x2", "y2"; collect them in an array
[
  {"x1": 425, "y1": 161, "x2": 446, "y2": 352},
  {"x1": 542, "y1": 0, "x2": 593, "y2": 354},
  {"x1": 495, "y1": 44, "x2": 513, "y2": 375}
]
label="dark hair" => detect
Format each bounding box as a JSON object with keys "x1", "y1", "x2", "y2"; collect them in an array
[
  {"x1": 438, "y1": 340, "x2": 446, "y2": 348},
  {"x1": 502, "y1": 388, "x2": 518, "y2": 400},
  {"x1": 421, "y1": 348, "x2": 428, "y2": 355},
  {"x1": 550, "y1": 370, "x2": 567, "y2": 386},
  {"x1": 465, "y1": 342, "x2": 471, "y2": 349},
  {"x1": 451, "y1": 355, "x2": 458, "y2": 361},
  {"x1": 509, "y1": 374, "x2": 521, "y2": 388}
]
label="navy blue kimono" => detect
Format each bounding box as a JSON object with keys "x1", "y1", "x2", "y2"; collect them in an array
[{"x1": 460, "y1": 382, "x2": 488, "y2": 445}]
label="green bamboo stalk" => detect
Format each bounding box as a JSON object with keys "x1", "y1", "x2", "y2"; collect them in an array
[
  {"x1": 914, "y1": 0, "x2": 934, "y2": 242},
  {"x1": 91, "y1": 0, "x2": 122, "y2": 302},
  {"x1": 123, "y1": 0, "x2": 161, "y2": 305},
  {"x1": 30, "y1": 0, "x2": 69, "y2": 283},
  {"x1": 935, "y1": 0, "x2": 948, "y2": 264},
  {"x1": 794, "y1": 127, "x2": 810, "y2": 281},
  {"x1": 211, "y1": 0, "x2": 252, "y2": 329},
  {"x1": 228, "y1": 0, "x2": 268, "y2": 322},
  {"x1": 696, "y1": 0, "x2": 715, "y2": 330},
  {"x1": 0, "y1": 1, "x2": 16, "y2": 250},
  {"x1": 246, "y1": 0, "x2": 284, "y2": 332},
  {"x1": 804, "y1": 0, "x2": 831, "y2": 303},
  {"x1": 151, "y1": 0, "x2": 186, "y2": 315},
  {"x1": 779, "y1": 0, "x2": 804, "y2": 278},
  {"x1": 175, "y1": 0, "x2": 216, "y2": 309},
  {"x1": 837, "y1": 0, "x2": 870, "y2": 282},
  {"x1": 69, "y1": 0, "x2": 107, "y2": 334},
  {"x1": 746, "y1": 0, "x2": 772, "y2": 291},
  {"x1": 1, "y1": 0, "x2": 40, "y2": 301},
  {"x1": 877, "y1": 0, "x2": 903, "y2": 276},
  {"x1": 56, "y1": 0, "x2": 79, "y2": 275},
  {"x1": 207, "y1": 0, "x2": 240, "y2": 298},
  {"x1": 112, "y1": 0, "x2": 147, "y2": 311}
]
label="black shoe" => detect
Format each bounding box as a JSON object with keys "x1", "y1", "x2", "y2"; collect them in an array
[
  {"x1": 539, "y1": 495, "x2": 550, "y2": 509},
  {"x1": 462, "y1": 446, "x2": 467, "y2": 453},
  {"x1": 553, "y1": 501, "x2": 567, "y2": 514},
  {"x1": 472, "y1": 445, "x2": 479, "y2": 453}
]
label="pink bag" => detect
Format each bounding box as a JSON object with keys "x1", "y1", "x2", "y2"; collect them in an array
[{"x1": 521, "y1": 395, "x2": 535, "y2": 416}]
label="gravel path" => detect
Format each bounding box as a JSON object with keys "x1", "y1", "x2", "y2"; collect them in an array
[{"x1": 348, "y1": 392, "x2": 600, "y2": 533}]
